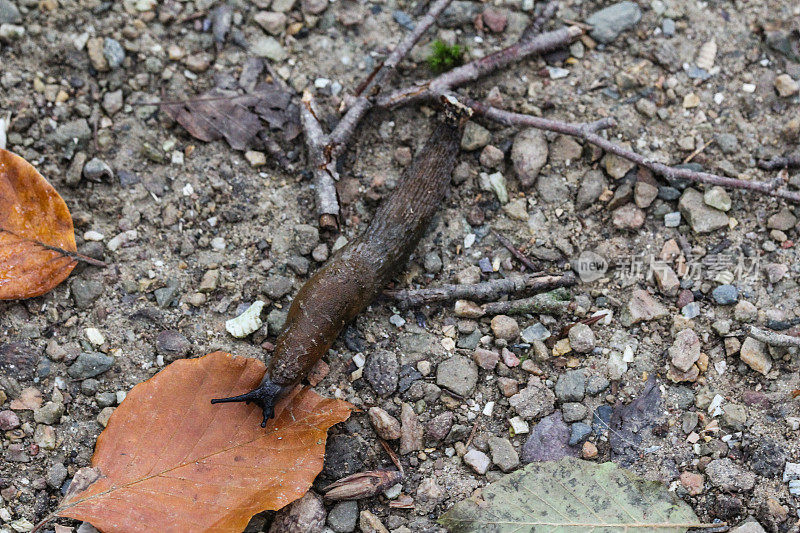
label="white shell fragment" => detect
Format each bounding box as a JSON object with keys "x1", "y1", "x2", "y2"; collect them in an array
[
  {"x1": 225, "y1": 300, "x2": 265, "y2": 338},
  {"x1": 0, "y1": 113, "x2": 9, "y2": 150},
  {"x1": 696, "y1": 39, "x2": 717, "y2": 71}
]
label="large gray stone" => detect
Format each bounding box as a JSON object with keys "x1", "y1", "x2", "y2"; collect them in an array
[
  {"x1": 436, "y1": 356, "x2": 478, "y2": 397},
  {"x1": 68, "y1": 352, "x2": 114, "y2": 379},
  {"x1": 0, "y1": 0, "x2": 21, "y2": 24},
  {"x1": 511, "y1": 128, "x2": 548, "y2": 188},
  {"x1": 678, "y1": 188, "x2": 728, "y2": 233},
  {"x1": 586, "y1": 1, "x2": 642, "y2": 44}
]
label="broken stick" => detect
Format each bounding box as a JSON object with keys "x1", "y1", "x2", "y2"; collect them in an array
[{"x1": 385, "y1": 272, "x2": 576, "y2": 308}]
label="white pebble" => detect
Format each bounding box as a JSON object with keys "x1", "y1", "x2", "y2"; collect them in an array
[
  {"x1": 383, "y1": 483, "x2": 402, "y2": 499},
  {"x1": 741, "y1": 83, "x2": 756, "y2": 93},
  {"x1": 713, "y1": 92, "x2": 724, "y2": 105},
  {"x1": 85, "y1": 328, "x2": 105, "y2": 346},
  {"x1": 708, "y1": 394, "x2": 724, "y2": 417},
  {"x1": 664, "y1": 212, "x2": 681, "y2": 227},
  {"x1": 509, "y1": 416, "x2": 529, "y2": 435},
  {"x1": 389, "y1": 314, "x2": 406, "y2": 327},
  {"x1": 464, "y1": 233, "x2": 476, "y2": 249},
  {"x1": 483, "y1": 401, "x2": 495, "y2": 416},
  {"x1": 547, "y1": 66, "x2": 570, "y2": 79},
  {"x1": 225, "y1": 301, "x2": 265, "y2": 338},
  {"x1": 73, "y1": 32, "x2": 90, "y2": 50},
  {"x1": 211, "y1": 237, "x2": 226, "y2": 251},
  {"x1": 83, "y1": 230, "x2": 105, "y2": 241},
  {"x1": 352, "y1": 353, "x2": 366, "y2": 368},
  {"x1": 784, "y1": 462, "x2": 800, "y2": 482},
  {"x1": 417, "y1": 360, "x2": 431, "y2": 375},
  {"x1": 622, "y1": 345, "x2": 635, "y2": 362},
  {"x1": 107, "y1": 229, "x2": 137, "y2": 251}
]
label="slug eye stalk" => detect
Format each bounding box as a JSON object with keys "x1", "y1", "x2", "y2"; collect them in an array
[{"x1": 211, "y1": 378, "x2": 285, "y2": 427}]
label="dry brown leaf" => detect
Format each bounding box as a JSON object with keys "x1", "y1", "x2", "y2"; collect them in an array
[
  {"x1": 0, "y1": 148, "x2": 78, "y2": 299},
  {"x1": 161, "y1": 84, "x2": 300, "y2": 152},
  {"x1": 53, "y1": 351, "x2": 352, "y2": 533},
  {"x1": 162, "y1": 89, "x2": 264, "y2": 151}
]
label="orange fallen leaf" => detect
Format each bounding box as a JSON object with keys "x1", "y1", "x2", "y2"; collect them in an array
[
  {"x1": 0, "y1": 148, "x2": 77, "y2": 299},
  {"x1": 51, "y1": 352, "x2": 352, "y2": 533}
]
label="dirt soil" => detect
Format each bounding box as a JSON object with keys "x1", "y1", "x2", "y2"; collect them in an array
[{"x1": 1, "y1": 0, "x2": 800, "y2": 531}]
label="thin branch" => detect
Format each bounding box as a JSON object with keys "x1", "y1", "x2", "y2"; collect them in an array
[
  {"x1": 481, "y1": 288, "x2": 572, "y2": 316},
  {"x1": 463, "y1": 98, "x2": 800, "y2": 203},
  {"x1": 492, "y1": 229, "x2": 540, "y2": 272},
  {"x1": 748, "y1": 326, "x2": 800, "y2": 349},
  {"x1": 376, "y1": 25, "x2": 583, "y2": 109},
  {"x1": 758, "y1": 155, "x2": 800, "y2": 170},
  {"x1": 1, "y1": 229, "x2": 107, "y2": 268},
  {"x1": 522, "y1": 0, "x2": 560, "y2": 40},
  {"x1": 385, "y1": 272, "x2": 576, "y2": 308},
  {"x1": 329, "y1": 0, "x2": 454, "y2": 152}
]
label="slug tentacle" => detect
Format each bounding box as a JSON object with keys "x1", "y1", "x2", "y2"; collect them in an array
[{"x1": 210, "y1": 377, "x2": 285, "y2": 427}]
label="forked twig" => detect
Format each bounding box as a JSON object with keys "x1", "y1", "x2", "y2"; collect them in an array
[
  {"x1": 300, "y1": 0, "x2": 455, "y2": 229},
  {"x1": 376, "y1": 25, "x2": 583, "y2": 109},
  {"x1": 463, "y1": 98, "x2": 800, "y2": 203}
]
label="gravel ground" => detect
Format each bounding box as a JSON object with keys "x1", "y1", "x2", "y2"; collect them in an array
[{"x1": 1, "y1": 0, "x2": 800, "y2": 531}]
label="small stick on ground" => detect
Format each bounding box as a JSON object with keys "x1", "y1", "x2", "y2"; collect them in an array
[
  {"x1": 481, "y1": 288, "x2": 572, "y2": 316},
  {"x1": 758, "y1": 155, "x2": 800, "y2": 170},
  {"x1": 748, "y1": 326, "x2": 800, "y2": 349},
  {"x1": 385, "y1": 272, "x2": 576, "y2": 308},
  {"x1": 329, "y1": 0, "x2": 455, "y2": 152},
  {"x1": 683, "y1": 138, "x2": 714, "y2": 164},
  {"x1": 492, "y1": 229, "x2": 540, "y2": 272},
  {"x1": 521, "y1": 0, "x2": 560, "y2": 40},
  {"x1": 556, "y1": 312, "x2": 608, "y2": 340},
  {"x1": 465, "y1": 417, "x2": 481, "y2": 448},
  {"x1": 463, "y1": 98, "x2": 800, "y2": 203},
  {"x1": 377, "y1": 25, "x2": 583, "y2": 109},
  {"x1": 300, "y1": 91, "x2": 341, "y2": 230}
]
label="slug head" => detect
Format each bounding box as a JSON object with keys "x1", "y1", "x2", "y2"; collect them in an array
[{"x1": 211, "y1": 377, "x2": 285, "y2": 427}]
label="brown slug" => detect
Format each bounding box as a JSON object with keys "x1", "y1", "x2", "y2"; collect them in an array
[{"x1": 212, "y1": 96, "x2": 471, "y2": 426}]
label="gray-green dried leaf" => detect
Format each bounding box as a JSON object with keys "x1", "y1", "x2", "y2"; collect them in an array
[{"x1": 439, "y1": 457, "x2": 706, "y2": 532}]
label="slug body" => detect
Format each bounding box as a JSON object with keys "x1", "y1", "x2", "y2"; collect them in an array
[{"x1": 212, "y1": 99, "x2": 470, "y2": 425}]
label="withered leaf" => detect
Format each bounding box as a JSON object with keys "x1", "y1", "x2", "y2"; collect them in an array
[
  {"x1": 251, "y1": 83, "x2": 301, "y2": 141},
  {"x1": 55, "y1": 351, "x2": 352, "y2": 533},
  {"x1": 439, "y1": 457, "x2": 705, "y2": 532},
  {"x1": 162, "y1": 81, "x2": 301, "y2": 152},
  {"x1": 161, "y1": 89, "x2": 264, "y2": 151},
  {"x1": 0, "y1": 148, "x2": 78, "y2": 299},
  {"x1": 610, "y1": 375, "x2": 664, "y2": 464}
]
